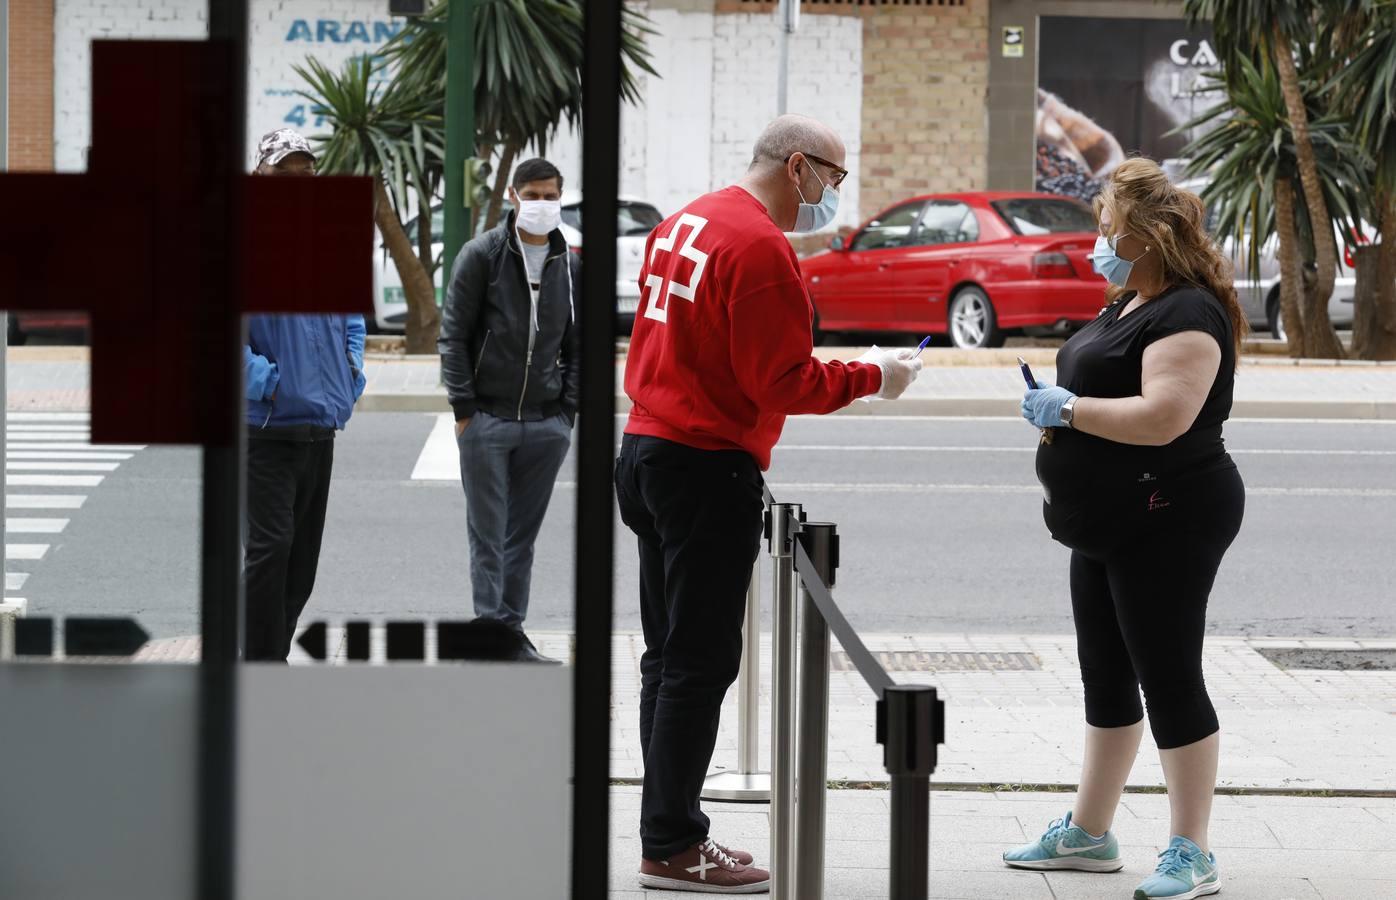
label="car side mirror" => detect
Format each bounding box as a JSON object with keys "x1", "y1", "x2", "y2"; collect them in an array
[{"x1": 831, "y1": 235, "x2": 846, "y2": 251}]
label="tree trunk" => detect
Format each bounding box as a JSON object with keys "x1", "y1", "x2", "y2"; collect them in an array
[
  {"x1": 1351, "y1": 244, "x2": 1380, "y2": 358},
  {"x1": 1273, "y1": 178, "x2": 1309, "y2": 357},
  {"x1": 417, "y1": 193, "x2": 434, "y2": 274},
  {"x1": 1271, "y1": 24, "x2": 1345, "y2": 359},
  {"x1": 1355, "y1": 191, "x2": 1396, "y2": 360},
  {"x1": 485, "y1": 143, "x2": 518, "y2": 232},
  {"x1": 374, "y1": 178, "x2": 440, "y2": 354}
]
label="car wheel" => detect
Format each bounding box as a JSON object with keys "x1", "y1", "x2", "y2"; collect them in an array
[
  {"x1": 1267, "y1": 290, "x2": 1286, "y2": 341},
  {"x1": 6, "y1": 315, "x2": 26, "y2": 346},
  {"x1": 948, "y1": 287, "x2": 1003, "y2": 349},
  {"x1": 811, "y1": 311, "x2": 828, "y2": 347}
]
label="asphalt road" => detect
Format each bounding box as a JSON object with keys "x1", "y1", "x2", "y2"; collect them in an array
[{"x1": 19, "y1": 411, "x2": 1396, "y2": 639}]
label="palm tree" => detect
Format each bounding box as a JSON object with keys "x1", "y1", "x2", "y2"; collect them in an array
[
  {"x1": 1185, "y1": 0, "x2": 1347, "y2": 357},
  {"x1": 1181, "y1": 59, "x2": 1367, "y2": 356},
  {"x1": 1328, "y1": 1, "x2": 1396, "y2": 359},
  {"x1": 382, "y1": 0, "x2": 657, "y2": 230},
  {"x1": 296, "y1": 55, "x2": 446, "y2": 353}
]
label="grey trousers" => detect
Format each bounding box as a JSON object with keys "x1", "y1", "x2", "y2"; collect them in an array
[{"x1": 457, "y1": 411, "x2": 572, "y2": 629}]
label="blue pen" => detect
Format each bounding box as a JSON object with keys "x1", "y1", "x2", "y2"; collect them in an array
[{"x1": 913, "y1": 335, "x2": 933, "y2": 358}]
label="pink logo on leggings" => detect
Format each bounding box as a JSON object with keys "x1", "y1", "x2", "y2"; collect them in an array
[{"x1": 1147, "y1": 490, "x2": 1171, "y2": 512}]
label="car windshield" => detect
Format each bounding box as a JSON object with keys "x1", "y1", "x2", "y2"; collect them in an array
[
  {"x1": 991, "y1": 198, "x2": 1095, "y2": 235},
  {"x1": 562, "y1": 202, "x2": 664, "y2": 237},
  {"x1": 403, "y1": 208, "x2": 446, "y2": 243}
]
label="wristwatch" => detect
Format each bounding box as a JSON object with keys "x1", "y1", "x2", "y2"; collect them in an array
[{"x1": 1059, "y1": 397, "x2": 1077, "y2": 429}]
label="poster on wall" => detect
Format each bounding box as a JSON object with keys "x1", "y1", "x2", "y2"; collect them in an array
[{"x1": 1034, "y1": 16, "x2": 1221, "y2": 201}]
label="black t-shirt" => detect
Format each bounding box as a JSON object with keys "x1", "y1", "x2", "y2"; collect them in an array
[{"x1": 1035, "y1": 285, "x2": 1236, "y2": 510}]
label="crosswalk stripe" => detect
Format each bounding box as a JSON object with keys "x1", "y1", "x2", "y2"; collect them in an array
[
  {"x1": 8, "y1": 474, "x2": 104, "y2": 487},
  {"x1": 4, "y1": 432, "x2": 96, "y2": 441},
  {"x1": 6, "y1": 495, "x2": 86, "y2": 509},
  {"x1": 7, "y1": 451, "x2": 134, "y2": 460},
  {"x1": 7, "y1": 518, "x2": 69, "y2": 534},
  {"x1": 7, "y1": 413, "x2": 89, "y2": 422},
  {"x1": 6, "y1": 442, "x2": 146, "y2": 451},
  {"x1": 7, "y1": 544, "x2": 49, "y2": 560},
  {"x1": 8, "y1": 424, "x2": 91, "y2": 432},
  {"x1": 6, "y1": 461, "x2": 121, "y2": 472},
  {"x1": 6, "y1": 573, "x2": 29, "y2": 591}
]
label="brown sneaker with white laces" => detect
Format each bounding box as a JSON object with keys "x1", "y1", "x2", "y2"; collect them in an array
[
  {"x1": 637, "y1": 837, "x2": 770, "y2": 893},
  {"x1": 710, "y1": 839, "x2": 753, "y2": 866}
]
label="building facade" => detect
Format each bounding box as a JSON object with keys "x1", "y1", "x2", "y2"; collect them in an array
[{"x1": 10, "y1": 0, "x2": 1201, "y2": 242}]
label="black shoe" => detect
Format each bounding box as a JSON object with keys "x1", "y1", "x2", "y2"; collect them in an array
[{"x1": 516, "y1": 633, "x2": 563, "y2": 665}]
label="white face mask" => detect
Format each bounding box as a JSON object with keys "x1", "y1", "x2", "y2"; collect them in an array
[{"x1": 514, "y1": 198, "x2": 562, "y2": 236}]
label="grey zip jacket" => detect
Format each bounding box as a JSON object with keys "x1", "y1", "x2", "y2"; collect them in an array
[{"x1": 438, "y1": 210, "x2": 582, "y2": 424}]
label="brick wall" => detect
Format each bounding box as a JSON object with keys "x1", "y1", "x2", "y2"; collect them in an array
[
  {"x1": 53, "y1": 0, "x2": 408, "y2": 172},
  {"x1": 859, "y1": 0, "x2": 989, "y2": 219},
  {"x1": 710, "y1": 11, "x2": 864, "y2": 231},
  {"x1": 53, "y1": 0, "x2": 208, "y2": 171},
  {"x1": 8, "y1": 0, "x2": 55, "y2": 170}
]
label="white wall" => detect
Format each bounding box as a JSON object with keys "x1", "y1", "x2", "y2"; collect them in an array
[
  {"x1": 711, "y1": 11, "x2": 863, "y2": 230},
  {"x1": 53, "y1": 0, "x2": 864, "y2": 228},
  {"x1": 54, "y1": 0, "x2": 208, "y2": 171},
  {"x1": 54, "y1": 0, "x2": 407, "y2": 172},
  {"x1": 534, "y1": 1, "x2": 864, "y2": 229}
]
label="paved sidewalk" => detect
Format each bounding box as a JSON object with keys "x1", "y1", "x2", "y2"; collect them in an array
[
  {"x1": 607, "y1": 785, "x2": 1396, "y2": 899},
  {"x1": 138, "y1": 626, "x2": 1396, "y2": 793},
  {"x1": 9, "y1": 348, "x2": 1396, "y2": 417},
  {"x1": 599, "y1": 631, "x2": 1396, "y2": 793}
]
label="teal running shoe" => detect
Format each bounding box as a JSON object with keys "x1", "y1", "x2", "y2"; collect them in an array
[
  {"x1": 1134, "y1": 836, "x2": 1221, "y2": 900},
  {"x1": 1002, "y1": 811, "x2": 1123, "y2": 872}
]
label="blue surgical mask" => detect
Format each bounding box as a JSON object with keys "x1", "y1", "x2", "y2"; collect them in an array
[
  {"x1": 793, "y1": 167, "x2": 840, "y2": 234},
  {"x1": 1089, "y1": 233, "x2": 1149, "y2": 287}
]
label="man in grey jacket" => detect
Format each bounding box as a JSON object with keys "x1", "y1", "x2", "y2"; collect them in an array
[{"x1": 438, "y1": 158, "x2": 580, "y2": 664}]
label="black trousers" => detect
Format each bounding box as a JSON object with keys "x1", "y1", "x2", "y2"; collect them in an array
[
  {"x1": 1069, "y1": 465, "x2": 1245, "y2": 750},
  {"x1": 614, "y1": 434, "x2": 765, "y2": 860},
  {"x1": 244, "y1": 435, "x2": 336, "y2": 661}
]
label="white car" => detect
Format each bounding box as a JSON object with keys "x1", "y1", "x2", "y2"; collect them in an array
[
  {"x1": 1183, "y1": 179, "x2": 1361, "y2": 339},
  {"x1": 372, "y1": 194, "x2": 664, "y2": 335}
]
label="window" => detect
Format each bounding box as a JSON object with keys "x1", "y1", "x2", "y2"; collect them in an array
[
  {"x1": 850, "y1": 201, "x2": 925, "y2": 251},
  {"x1": 909, "y1": 202, "x2": 979, "y2": 246},
  {"x1": 991, "y1": 198, "x2": 1096, "y2": 235},
  {"x1": 560, "y1": 202, "x2": 665, "y2": 237}
]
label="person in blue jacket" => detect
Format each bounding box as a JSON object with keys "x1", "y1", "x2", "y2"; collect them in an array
[{"x1": 242, "y1": 129, "x2": 367, "y2": 661}]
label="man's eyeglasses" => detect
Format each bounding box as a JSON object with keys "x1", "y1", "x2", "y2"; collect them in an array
[{"x1": 789, "y1": 152, "x2": 849, "y2": 188}]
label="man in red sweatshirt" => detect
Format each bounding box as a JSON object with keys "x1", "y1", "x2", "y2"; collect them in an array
[{"x1": 616, "y1": 115, "x2": 923, "y2": 893}]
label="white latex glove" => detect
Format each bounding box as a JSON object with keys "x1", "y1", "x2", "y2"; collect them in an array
[{"x1": 854, "y1": 345, "x2": 924, "y2": 401}]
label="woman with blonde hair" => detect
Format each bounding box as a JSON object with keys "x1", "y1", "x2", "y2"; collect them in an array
[{"x1": 1003, "y1": 158, "x2": 1248, "y2": 900}]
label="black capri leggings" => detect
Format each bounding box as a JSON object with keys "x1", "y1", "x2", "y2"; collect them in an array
[{"x1": 1070, "y1": 465, "x2": 1245, "y2": 750}]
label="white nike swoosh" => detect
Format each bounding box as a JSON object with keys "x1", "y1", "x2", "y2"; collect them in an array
[{"x1": 1055, "y1": 838, "x2": 1108, "y2": 856}]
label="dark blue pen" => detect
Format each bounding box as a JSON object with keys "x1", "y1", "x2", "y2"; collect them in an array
[
  {"x1": 1018, "y1": 356, "x2": 1038, "y2": 390},
  {"x1": 913, "y1": 335, "x2": 933, "y2": 358}
]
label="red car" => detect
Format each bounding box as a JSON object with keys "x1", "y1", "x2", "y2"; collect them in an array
[{"x1": 802, "y1": 192, "x2": 1106, "y2": 348}]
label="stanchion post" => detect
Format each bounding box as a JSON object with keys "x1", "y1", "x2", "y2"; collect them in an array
[
  {"x1": 702, "y1": 558, "x2": 769, "y2": 802},
  {"x1": 794, "y1": 522, "x2": 837, "y2": 900},
  {"x1": 878, "y1": 684, "x2": 945, "y2": 900},
  {"x1": 768, "y1": 502, "x2": 801, "y2": 900}
]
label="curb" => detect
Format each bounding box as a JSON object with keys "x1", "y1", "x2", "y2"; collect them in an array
[{"x1": 354, "y1": 393, "x2": 1396, "y2": 420}]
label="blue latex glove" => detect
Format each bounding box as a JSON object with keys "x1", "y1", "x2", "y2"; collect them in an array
[{"x1": 1021, "y1": 383, "x2": 1076, "y2": 428}]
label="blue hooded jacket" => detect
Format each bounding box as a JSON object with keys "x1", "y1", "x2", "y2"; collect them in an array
[{"x1": 244, "y1": 314, "x2": 366, "y2": 430}]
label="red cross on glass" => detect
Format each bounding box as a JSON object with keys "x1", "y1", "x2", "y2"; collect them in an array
[{"x1": 0, "y1": 41, "x2": 373, "y2": 445}]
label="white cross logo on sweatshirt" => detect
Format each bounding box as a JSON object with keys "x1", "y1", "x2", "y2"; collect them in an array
[{"x1": 642, "y1": 213, "x2": 709, "y2": 324}]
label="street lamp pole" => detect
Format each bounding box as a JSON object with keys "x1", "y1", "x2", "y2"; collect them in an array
[{"x1": 776, "y1": 0, "x2": 798, "y2": 116}]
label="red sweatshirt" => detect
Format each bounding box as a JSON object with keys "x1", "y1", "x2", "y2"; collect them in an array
[{"x1": 624, "y1": 186, "x2": 881, "y2": 470}]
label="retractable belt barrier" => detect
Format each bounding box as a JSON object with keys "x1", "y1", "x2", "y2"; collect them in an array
[{"x1": 732, "y1": 484, "x2": 947, "y2": 900}]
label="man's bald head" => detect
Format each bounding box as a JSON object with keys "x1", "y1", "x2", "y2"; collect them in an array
[{"x1": 749, "y1": 115, "x2": 845, "y2": 172}]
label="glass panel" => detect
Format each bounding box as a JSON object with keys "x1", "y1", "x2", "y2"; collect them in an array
[
  {"x1": 850, "y1": 201, "x2": 924, "y2": 251},
  {"x1": 991, "y1": 197, "x2": 1097, "y2": 235},
  {"x1": 911, "y1": 201, "x2": 978, "y2": 246}
]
